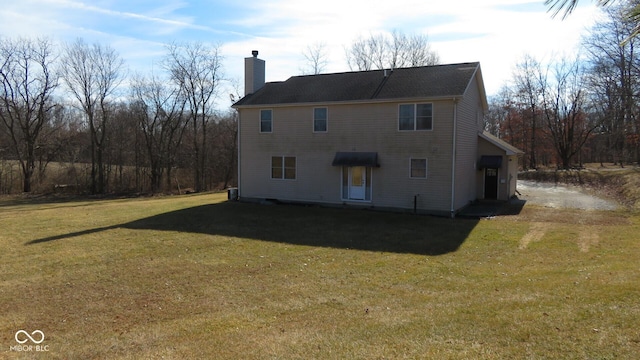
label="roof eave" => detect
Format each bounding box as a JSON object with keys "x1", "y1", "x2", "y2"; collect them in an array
[
  {"x1": 479, "y1": 131, "x2": 524, "y2": 156},
  {"x1": 232, "y1": 94, "x2": 465, "y2": 109}
]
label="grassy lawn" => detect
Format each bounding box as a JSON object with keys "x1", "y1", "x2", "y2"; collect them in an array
[{"x1": 1, "y1": 193, "x2": 639, "y2": 359}]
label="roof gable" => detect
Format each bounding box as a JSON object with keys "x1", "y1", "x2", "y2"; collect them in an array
[
  {"x1": 233, "y1": 62, "x2": 482, "y2": 107},
  {"x1": 479, "y1": 131, "x2": 524, "y2": 156}
]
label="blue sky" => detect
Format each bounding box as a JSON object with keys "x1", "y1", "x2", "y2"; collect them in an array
[{"x1": 0, "y1": 0, "x2": 602, "y2": 108}]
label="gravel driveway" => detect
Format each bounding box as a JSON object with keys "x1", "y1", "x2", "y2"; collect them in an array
[{"x1": 517, "y1": 180, "x2": 619, "y2": 211}]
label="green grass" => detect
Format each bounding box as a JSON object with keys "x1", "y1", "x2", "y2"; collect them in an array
[{"x1": 1, "y1": 193, "x2": 639, "y2": 359}]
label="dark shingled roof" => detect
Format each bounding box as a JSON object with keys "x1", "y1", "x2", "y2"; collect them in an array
[{"x1": 233, "y1": 62, "x2": 481, "y2": 107}]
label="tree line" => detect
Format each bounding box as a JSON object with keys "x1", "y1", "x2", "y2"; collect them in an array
[
  {"x1": 300, "y1": 31, "x2": 440, "y2": 75},
  {"x1": 1, "y1": 30, "x2": 440, "y2": 195},
  {"x1": 0, "y1": 38, "x2": 236, "y2": 195},
  {"x1": 486, "y1": 1, "x2": 640, "y2": 169},
  {"x1": 6, "y1": 4, "x2": 635, "y2": 196}
]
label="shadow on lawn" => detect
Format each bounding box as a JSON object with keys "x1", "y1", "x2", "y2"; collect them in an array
[{"x1": 26, "y1": 202, "x2": 480, "y2": 255}]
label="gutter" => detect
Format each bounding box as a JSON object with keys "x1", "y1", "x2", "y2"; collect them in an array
[
  {"x1": 231, "y1": 95, "x2": 464, "y2": 110},
  {"x1": 450, "y1": 98, "x2": 459, "y2": 218},
  {"x1": 236, "y1": 109, "x2": 241, "y2": 199}
]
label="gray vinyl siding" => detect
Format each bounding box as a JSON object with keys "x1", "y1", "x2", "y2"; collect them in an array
[
  {"x1": 453, "y1": 73, "x2": 484, "y2": 210},
  {"x1": 238, "y1": 100, "x2": 455, "y2": 212},
  {"x1": 507, "y1": 155, "x2": 519, "y2": 198}
]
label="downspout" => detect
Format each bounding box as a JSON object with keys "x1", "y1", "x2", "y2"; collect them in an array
[
  {"x1": 507, "y1": 172, "x2": 512, "y2": 201},
  {"x1": 450, "y1": 99, "x2": 458, "y2": 218},
  {"x1": 236, "y1": 109, "x2": 241, "y2": 199}
]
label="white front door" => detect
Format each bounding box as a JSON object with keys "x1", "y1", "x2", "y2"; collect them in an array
[{"x1": 349, "y1": 166, "x2": 366, "y2": 200}]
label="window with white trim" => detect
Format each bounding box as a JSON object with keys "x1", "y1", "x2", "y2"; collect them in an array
[
  {"x1": 260, "y1": 109, "x2": 272, "y2": 133},
  {"x1": 410, "y1": 158, "x2": 427, "y2": 178},
  {"x1": 271, "y1": 156, "x2": 296, "y2": 179},
  {"x1": 313, "y1": 107, "x2": 327, "y2": 132},
  {"x1": 399, "y1": 103, "x2": 433, "y2": 131}
]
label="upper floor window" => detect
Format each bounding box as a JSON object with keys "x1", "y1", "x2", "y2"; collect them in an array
[
  {"x1": 399, "y1": 103, "x2": 433, "y2": 131},
  {"x1": 260, "y1": 109, "x2": 272, "y2": 133},
  {"x1": 313, "y1": 107, "x2": 327, "y2": 132}
]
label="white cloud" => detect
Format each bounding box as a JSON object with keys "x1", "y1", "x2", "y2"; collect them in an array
[
  {"x1": 0, "y1": 0, "x2": 604, "y2": 103},
  {"x1": 222, "y1": 0, "x2": 603, "y2": 97},
  {"x1": 430, "y1": 4, "x2": 601, "y2": 94}
]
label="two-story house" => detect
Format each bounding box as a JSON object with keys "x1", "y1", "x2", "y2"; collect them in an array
[{"x1": 232, "y1": 51, "x2": 522, "y2": 217}]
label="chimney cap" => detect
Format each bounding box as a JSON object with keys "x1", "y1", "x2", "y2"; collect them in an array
[{"x1": 251, "y1": 50, "x2": 259, "y2": 57}]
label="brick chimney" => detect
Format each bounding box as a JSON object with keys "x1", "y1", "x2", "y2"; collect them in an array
[{"x1": 244, "y1": 50, "x2": 265, "y2": 96}]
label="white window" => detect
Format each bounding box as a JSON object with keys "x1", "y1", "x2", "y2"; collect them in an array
[
  {"x1": 410, "y1": 158, "x2": 427, "y2": 178},
  {"x1": 399, "y1": 103, "x2": 433, "y2": 131},
  {"x1": 272, "y1": 156, "x2": 296, "y2": 180},
  {"x1": 260, "y1": 109, "x2": 272, "y2": 133},
  {"x1": 313, "y1": 107, "x2": 327, "y2": 132}
]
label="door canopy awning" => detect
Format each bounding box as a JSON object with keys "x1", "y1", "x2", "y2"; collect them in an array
[
  {"x1": 478, "y1": 155, "x2": 503, "y2": 169},
  {"x1": 332, "y1": 152, "x2": 380, "y2": 167}
]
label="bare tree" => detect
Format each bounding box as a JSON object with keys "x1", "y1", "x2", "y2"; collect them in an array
[
  {"x1": 50, "y1": 106, "x2": 87, "y2": 189},
  {"x1": 0, "y1": 37, "x2": 59, "y2": 192},
  {"x1": 346, "y1": 30, "x2": 439, "y2": 71},
  {"x1": 485, "y1": 88, "x2": 514, "y2": 137},
  {"x1": 131, "y1": 73, "x2": 188, "y2": 193},
  {"x1": 345, "y1": 37, "x2": 374, "y2": 71},
  {"x1": 215, "y1": 111, "x2": 238, "y2": 189},
  {"x1": 513, "y1": 54, "x2": 545, "y2": 169},
  {"x1": 61, "y1": 38, "x2": 125, "y2": 194},
  {"x1": 300, "y1": 42, "x2": 329, "y2": 75},
  {"x1": 35, "y1": 103, "x2": 67, "y2": 182},
  {"x1": 583, "y1": 3, "x2": 639, "y2": 165},
  {"x1": 391, "y1": 30, "x2": 440, "y2": 68},
  {"x1": 540, "y1": 58, "x2": 600, "y2": 168},
  {"x1": 163, "y1": 42, "x2": 223, "y2": 192}
]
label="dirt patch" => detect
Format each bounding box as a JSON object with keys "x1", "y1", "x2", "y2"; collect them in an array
[
  {"x1": 578, "y1": 227, "x2": 599, "y2": 253},
  {"x1": 502, "y1": 206, "x2": 629, "y2": 226},
  {"x1": 501, "y1": 180, "x2": 629, "y2": 252},
  {"x1": 517, "y1": 180, "x2": 619, "y2": 211},
  {"x1": 507, "y1": 180, "x2": 631, "y2": 226},
  {"x1": 518, "y1": 222, "x2": 549, "y2": 249},
  {"x1": 518, "y1": 166, "x2": 640, "y2": 209},
  {"x1": 517, "y1": 221, "x2": 602, "y2": 252}
]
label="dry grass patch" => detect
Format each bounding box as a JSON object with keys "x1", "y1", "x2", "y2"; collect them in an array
[
  {"x1": 518, "y1": 222, "x2": 549, "y2": 249},
  {"x1": 577, "y1": 227, "x2": 600, "y2": 253},
  {"x1": 501, "y1": 205, "x2": 630, "y2": 225},
  {"x1": 1, "y1": 194, "x2": 639, "y2": 359}
]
